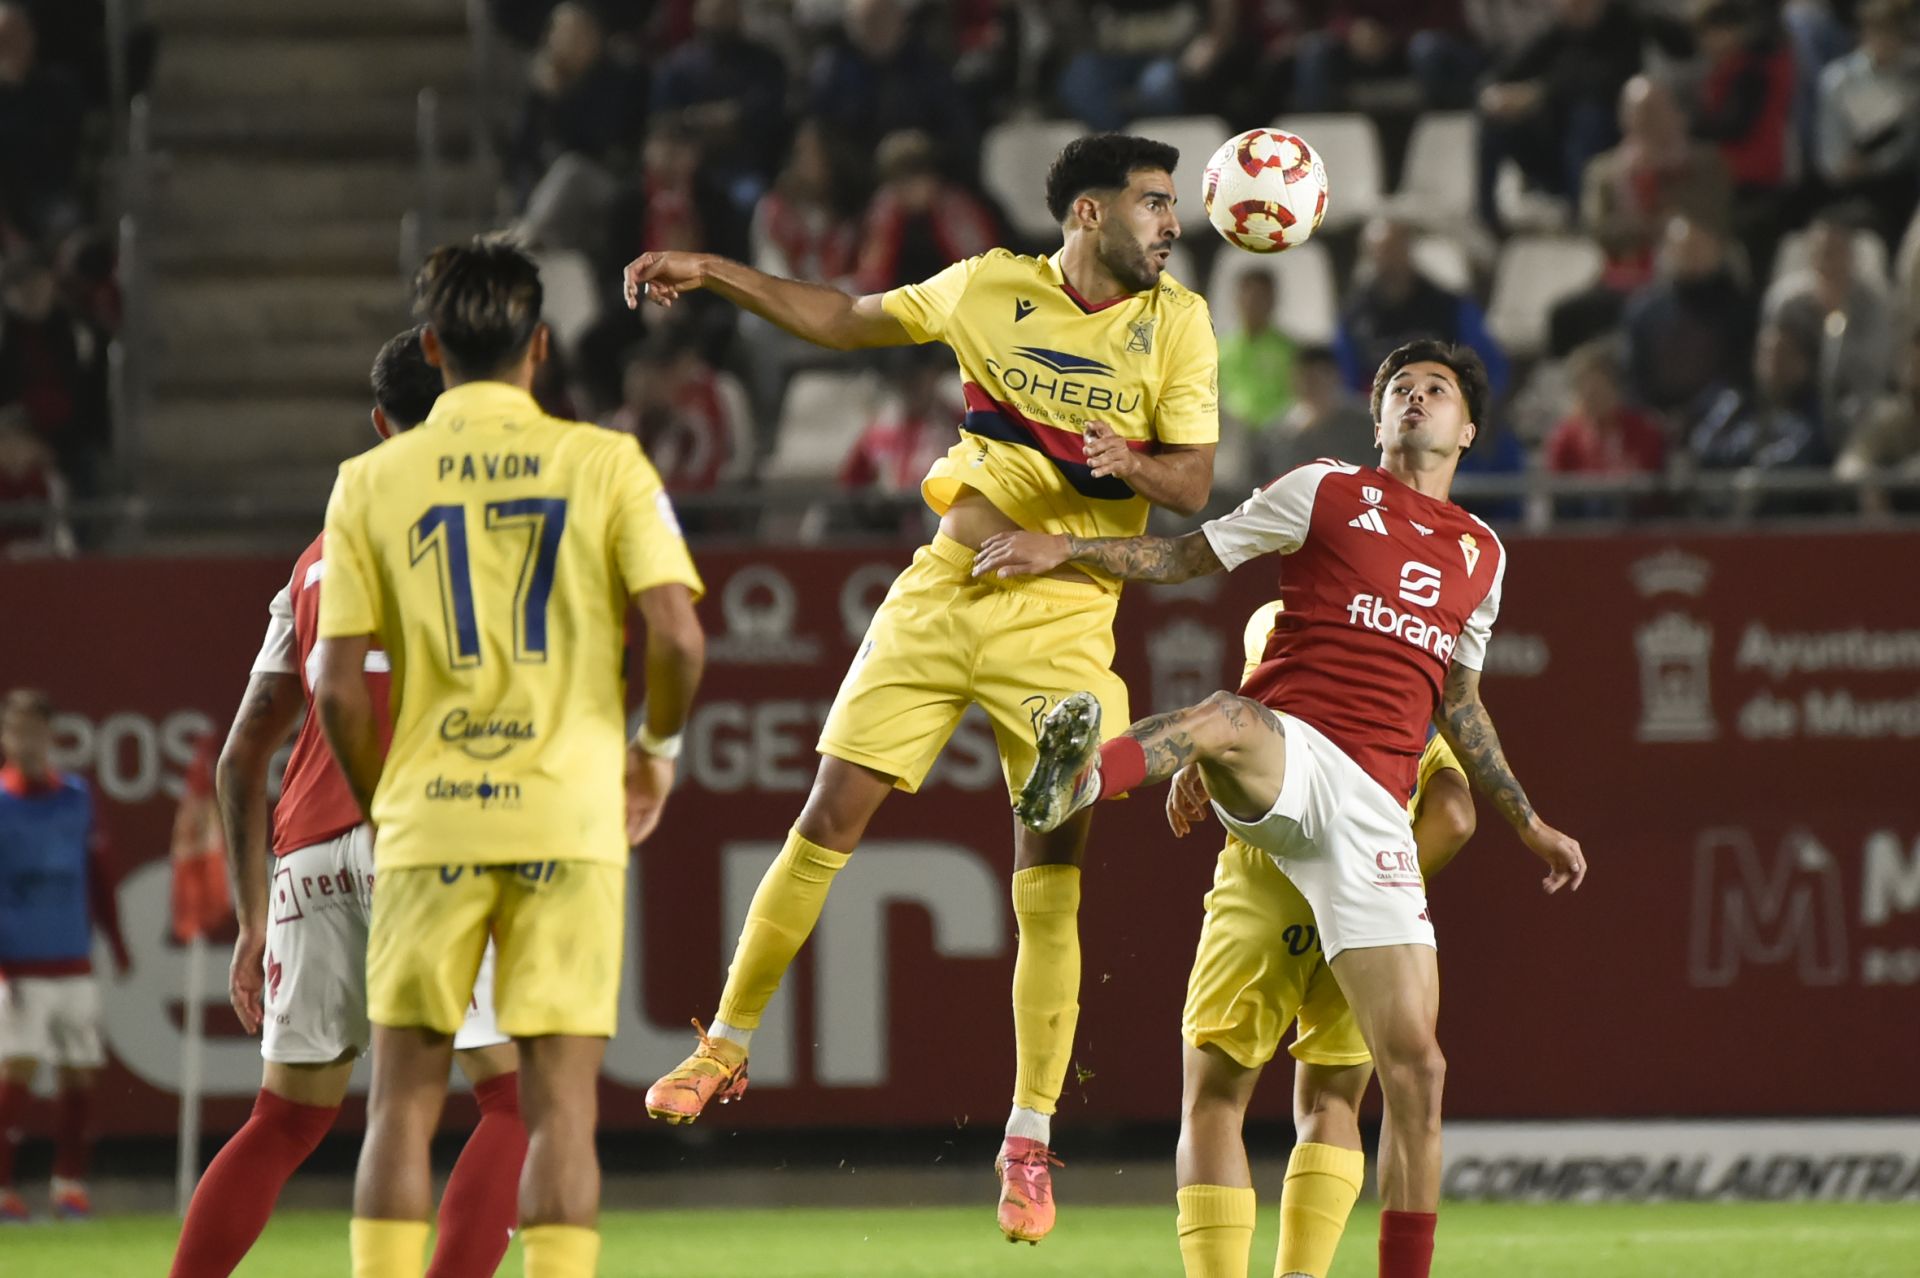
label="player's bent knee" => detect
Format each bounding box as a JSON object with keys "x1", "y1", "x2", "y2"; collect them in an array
[{"x1": 1375, "y1": 1042, "x2": 1446, "y2": 1115}]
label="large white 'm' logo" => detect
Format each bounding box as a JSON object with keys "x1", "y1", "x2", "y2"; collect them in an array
[{"x1": 1398, "y1": 561, "x2": 1442, "y2": 608}]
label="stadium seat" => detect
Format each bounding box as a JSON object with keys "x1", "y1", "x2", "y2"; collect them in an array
[
  {"x1": 1208, "y1": 240, "x2": 1338, "y2": 346},
  {"x1": 1271, "y1": 113, "x2": 1384, "y2": 226},
  {"x1": 1411, "y1": 234, "x2": 1473, "y2": 294},
  {"x1": 762, "y1": 370, "x2": 881, "y2": 483},
  {"x1": 528, "y1": 247, "x2": 600, "y2": 361},
  {"x1": 1769, "y1": 226, "x2": 1892, "y2": 290},
  {"x1": 1392, "y1": 112, "x2": 1476, "y2": 226},
  {"x1": 713, "y1": 371, "x2": 758, "y2": 485},
  {"x1": 1486, "y1": 235, "x2": 1605, "y2": 357},
  {"x1": 983, "y1": 119, "x2": 1088, "y2": 243},
  {"x1": 1126, "y1": 114, "x2": 1232, "y2": 233}
]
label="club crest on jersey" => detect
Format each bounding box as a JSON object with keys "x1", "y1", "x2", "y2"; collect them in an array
[
  {"x1": 1460, "y1": 532, "x2": 1481, "y2": 574},
  {"x1": 1362, "y1": 485, "x2": 1384, "y2": 506},
  {"x1": 1126, "y1": 317, "x2": 1156, "y2": 355}
]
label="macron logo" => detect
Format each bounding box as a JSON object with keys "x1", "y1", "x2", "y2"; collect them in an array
[
  {"x1": 1013, "y1": 298, "x2": 1036, "y2": 322},
  {"x1": 1346, "y1": 593, "x2": 1456, "y2": 662},
  {"x1": 1349, "y1": 508, "x2": 1389, "y2": 535}
]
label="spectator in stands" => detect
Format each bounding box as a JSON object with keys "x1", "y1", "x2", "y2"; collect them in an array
[
  {"x1": 1690, "y1": 317, "x2": 1829, "y2": 483},
  {"x1": 751, "y1": 118, "x2": 860, "y2": 285},
  {"x1": 1814, "y1": 0, "x2": 1920, "y2": 249},
  {"x1": 1292, "y1": 1, "x2": 1483, "y2": 113},
  {"x1": 853, "y1": 130, "x2": 997, "y2": 294},
  {"x1": 1055, "y1": 1, "x2": 1195, "y2": 131},
  {"x1": 0, "y1": 3, "x2": 85, "y2": 240},
  {"x1": 1836, "y1": 326, "x2": 1920, "y2": 512},
  {"x1": 1474, "y1": 0, "x2": 1665, "y2": 234},
  {"x1": 1543, "y1": 338, "x2": 1667, "y2": 516},
  {"x1": 1689, "y1": 1, "x2": 1796, "y2": 273},
  {"x1": 0, "y1": 250, "x2": 107, "y2": 499},
  {"x1": 810, "y1": 0, "x2": 976, "y2": 166},
  {"x1": 506, "y1": 2, "x2": 645, "y2": 208},
  {"x1": 1261, "y1": 345, "x2": 1379, "y2": 477},
  {"x1": 1335, "y1": 216, "x2": 1510, "y2": 398},
  {"x1": 1463, "y1": 0, "x2": 1556, "y2": 65},
  {"x1": 1178, "y1": 0, "x2": 1305, "y2": 124},
  {"x1": 841, "y1": 345, "x2": 955, "y2": 496},
  {"x1": 604, "y1": 330, "x2": 738, "y2": 493},
  {"x1": 1623, "y1": 214, "x2": 1755, "y2": 418},
  {"x1": 1583, "y1": 75, "x2": 1733, "y2": 292},
  {"x1": 651, "y1": 0, "x2": 789, "y2": 208},
  {"x1": 1217, "y1": 267, "x2": 1295, "y2": 443},
  {"x1": 0, "y1": 411, "x2": 70, "y2": 557},
  {"x1": 1764, "y1": 208, "x2": 1898, "y2": 437}
]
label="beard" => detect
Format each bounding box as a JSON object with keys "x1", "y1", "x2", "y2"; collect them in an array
[{"x1": 1097, "y1": 220, "x2": 1164, "y2": 294}]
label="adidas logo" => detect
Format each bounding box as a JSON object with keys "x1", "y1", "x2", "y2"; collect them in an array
[
  {"x1": 1013, "y1": 298, "x2": 1036, "y2": 322},
  {"x1": 1348, "y1": 508, "x2": 1389, "y2": 535}
]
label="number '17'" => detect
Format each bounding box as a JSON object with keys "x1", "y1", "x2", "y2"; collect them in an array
[{"x1": 410, "y1": 499, "x2": 567, "y2": 667}]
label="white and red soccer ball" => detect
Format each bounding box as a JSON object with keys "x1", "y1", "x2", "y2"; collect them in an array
[{"x1": 1202, "y1": 128, "x2": 1329, "y2": 254}]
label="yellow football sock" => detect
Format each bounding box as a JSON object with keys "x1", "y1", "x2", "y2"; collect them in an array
[
  {"x1": 521, "y1": 1224, "x2": 601, "y2": 1278},
  {"x1": 1009, "y1": 864, "x2": 1081, "y2": 1113},
  {"x1": 348, "y1": 1217, "x2": 429, "y2": 1278},
  {"x1": 1275, "y1": 1142, "x2": 1365, "y2": 1278},
  {"x1": 1176, "y1": 1183, "x2": 1257, "y2": 1278},
  {"x1": 714, "y1": 829, "x2": 851, "y2": 1029}
]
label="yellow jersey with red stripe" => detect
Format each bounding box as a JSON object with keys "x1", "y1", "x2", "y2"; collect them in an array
[{"x1": 882, "y1": 248, "x2": 1218, "y2": 592}]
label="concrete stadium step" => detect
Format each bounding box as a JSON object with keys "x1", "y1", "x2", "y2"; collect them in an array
[
  {"x1": 147, "y1": 157, "x2": 437, "y2": 225},
  {"x1": 149, "y1": 93, "x2": 476, "y2": 158},
  {"x1": 144, "y1": 219, "x2": 404, "y2": 276},
  {"x1": 149, "y1": 275, "x2": 408, "y2": 347},
  {"x1": 148, "y1": 0, "x2": 464, "y2": 37},
  {"x1": 148, "y1": 332, "x2": 389, "y2": 400},
  {"x1": 140, "y1": 395, "x2": 376, "y2": 476},
  {"x1": 151, "y1": 34, "x2": 470, "y2": 103}
]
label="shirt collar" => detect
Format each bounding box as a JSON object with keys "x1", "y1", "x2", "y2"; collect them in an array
[
  {"x1": 422, "y1": 380, "x2": 544, "y2": 429},
  {"x1": 0, "y1": 763, "x2": 59, "y2": 797}
]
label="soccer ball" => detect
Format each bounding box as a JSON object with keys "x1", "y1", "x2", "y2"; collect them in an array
[{"x1": 1201, "y1": 128, "x2": 1329, "y2": 254}]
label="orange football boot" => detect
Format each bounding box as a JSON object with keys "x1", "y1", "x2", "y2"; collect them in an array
[
  {"x1": 644, "y1": 1019, "x2": 749, "y2": 1124},
  {"x1": 995, "y1": 1136, "x2": 1063, "y2": 1244}
]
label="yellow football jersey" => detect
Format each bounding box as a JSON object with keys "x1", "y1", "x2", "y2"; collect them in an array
[
  {"x1": 883, "y1": 248, "x2": 1218, "y2": 592},
  {"x1": 1239, "y1": 600, "x2": 1463, "y2": 810},
  {"x1": 318, "y1": 382, "x2": 704, "y2": 869}
]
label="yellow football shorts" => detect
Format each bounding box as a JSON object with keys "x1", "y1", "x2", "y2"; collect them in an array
[
  {"x1": 367, "y1": 859, "x2": 625, "y2": 1038},
  {"x1": 819, "y1": 533, "x2": 1130, "y2": 797},
  {"x1": 1181, "y1": 734, "x2": 1468, "y2": 1070}
]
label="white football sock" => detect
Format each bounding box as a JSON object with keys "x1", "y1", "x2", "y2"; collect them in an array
[
  {"x1": 1004, "y1": 1105, "x2": 1051, "y2": 1144},
  {"x1": 708, "y1": 1019, "x2": 752, "y2": 1051}
]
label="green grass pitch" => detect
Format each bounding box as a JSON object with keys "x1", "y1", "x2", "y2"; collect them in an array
[{"x1": 9, "y1": 1201, "x2": 1917, "y2": 1276}]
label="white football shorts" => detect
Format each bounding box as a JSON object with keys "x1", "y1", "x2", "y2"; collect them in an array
[{"x1": 0, "y1": 974, "x2": 105, "y2": 1068}]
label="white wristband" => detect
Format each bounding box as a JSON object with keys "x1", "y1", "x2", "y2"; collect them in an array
[{"x1": 634, "y1": 723, "x2": 684, "y2": 760}]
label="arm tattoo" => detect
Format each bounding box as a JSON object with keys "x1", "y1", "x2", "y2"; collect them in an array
[
  {"x1": 1438, "y1": 667, "x2": 1536, "y2": 829},
  {"x1": 1063, "y1": 531, "x2": 1223, "y2": 583},
  {"x1": 1125, "y1": 709, "x2": 1201, "y2": 781}
]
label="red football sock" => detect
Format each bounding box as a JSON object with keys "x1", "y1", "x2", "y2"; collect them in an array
[
  {"x1": 52, "y1": 1086, "x2": 92, "y2": 1180},
  {"x1": 0, "y1": 1080, "x2": 28, "y2": 1188},
  {"x1": 1379, "y1": 1209, "x2": 1438, "y2": 1278},
  {"x1": 1096, "y1": 735, "x2": 1148, "y2": 800},
  {"x1": 167, "y1": 1090, "x2": 337, "y2": 1278},
  {"x1": 427, "y1": 1072, "x2": 528, "y2": 1278}
]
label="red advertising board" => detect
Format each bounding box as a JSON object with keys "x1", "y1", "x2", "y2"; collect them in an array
[{"x1": 2, "y1": 529, "x2": 1917, "y2": 1137}]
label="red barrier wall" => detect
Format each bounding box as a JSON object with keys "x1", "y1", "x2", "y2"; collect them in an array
[{"x1": 3, "y1": 529, "x2": 1917, "y2": 1137}]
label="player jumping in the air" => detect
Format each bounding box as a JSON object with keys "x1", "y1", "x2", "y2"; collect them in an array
[
  {"x1": 622, "y1": 132, "x2": 1219, "y2": 1243},
  {"x1": 315, "y1": 241, "x2": 707, "y2": 1278},
  {"x1": 975, "y1": 339, "x2": 1586, "y2": 1278},
  {"x1": 168, "y1": 330, "x2": 527, "y2": 1278},
  {"x1": 1167, "y1": 603, "x2": 1476, "y2": 1278}
]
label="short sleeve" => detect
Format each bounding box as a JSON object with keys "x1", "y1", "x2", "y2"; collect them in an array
[
  {"x1": 881, "y1": 255, "x2": 986, "y2": 344},
  {"x1": 250, "y1": 583, "x2": 297, "y2": 675},
  {"x1": 1153, "y1": 300, "x2": 1220, "y2": 445},
  {"x1": 1201, "y1": 460, "x2": 1351, "y2": 571},
  {"x1": 1451, "y1": 536, "x2": 1506, "y2": 671},
  {"x1": 317, "y1": 465, "x2": 379, "y2": 639},
  {"x1": 610, "y1": 443, "x2": 705, "y2": 601}
]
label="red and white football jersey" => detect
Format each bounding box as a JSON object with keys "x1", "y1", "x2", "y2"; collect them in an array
[
  {"x1": 1202, "y1": 461, "x2": 1505, "y2": 803},
  {"x1": 250, "y1": 533, "x2": 393, "y2": 856}
]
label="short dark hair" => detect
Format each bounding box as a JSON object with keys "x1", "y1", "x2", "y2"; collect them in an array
[
  {"x1": 411, "y1": 238, "x2": 544, "y2": 380},
  {"x1": 1044, "y1": 133, "x2": 1180, "y2": 224},
  {"x1": 1369, "y1": 339, "x2": 1492, "y2": 433},
  {"x1": 2, "y1": 689, "x2": 52, "y2": 722},
  {"x1": 370, "y1": 326, "x2": 443, "y2": 430}
]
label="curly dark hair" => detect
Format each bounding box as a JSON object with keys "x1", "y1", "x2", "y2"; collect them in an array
[
  {"x1": 411, "y1": 237, "x2": 544, "y2": 380},
  {"x1": 1369, "y1": 339, "x2": 1491, "y2": 443},
  {"x1": 369, "y1": 326, "x2": 444, "y2": 431},
  {"x1": 1043, "y1": 133, "x2": 1180, "y2": 224}
]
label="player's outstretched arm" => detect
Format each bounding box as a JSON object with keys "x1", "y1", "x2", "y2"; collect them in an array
[
  {"x1": 312, "y1": 634, "x2": 384, "y2": 822},
  {"x1": 628, "y1": 582, "x2": 706, "y2": 847},
  {"x1": 623, "y1": 251, "x2": 912, "y2": 352},
  {"x1": 1435, "y1": 663, "x2": 1587, "y2": 894},
  {"x1": 972, "y1": 529, "x2": 1225, "y2": 583},
  {"x1": 214, "y1": 670, "x2": 304, "y2": 1034}
]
